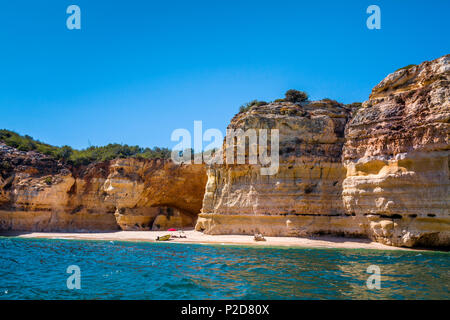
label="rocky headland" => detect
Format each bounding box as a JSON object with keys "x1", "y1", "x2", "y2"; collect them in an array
[
  {"x1": 342, "y1": 54, "x2": 449, "y2": 247},
  {"x1": 196, "y1": 99, "x2": 354, "y2": 237},
  {"x1": 1, "y1": 54, "x2": 448, "y2": 248},
  {"x1": 196, "y1": 54, "x2": 449, "y2": 248}
]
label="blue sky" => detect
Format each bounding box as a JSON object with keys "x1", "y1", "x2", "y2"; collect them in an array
[{"x1": 0, "y1": 0, "x2": 448, "y2": 149}]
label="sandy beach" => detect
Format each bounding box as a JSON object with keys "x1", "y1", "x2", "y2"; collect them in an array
[{"x1": 1, "y1": 230, "x2": 413, "y2": 251}]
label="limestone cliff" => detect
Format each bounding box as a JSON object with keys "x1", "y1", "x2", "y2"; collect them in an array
[
  {"x1": 196, "y1": 54, "x2": 449, "y2": 248},
  {"x1": 196, "y1": 99, "x2": 358, "y2": 236},
  {"x1": 342, "y1": 54, "x2": 450, "y2": 247},
  {"x1": 1, "y1": 54, "x2": 448, "y2": 249},
  {"x1": 0, "y1": 144, "x2": 206, "y2": 231}
]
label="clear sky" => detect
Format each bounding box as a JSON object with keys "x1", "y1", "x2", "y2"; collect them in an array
[{"x1": 0, "y1": 0, "x2": 449, "y2": 149}]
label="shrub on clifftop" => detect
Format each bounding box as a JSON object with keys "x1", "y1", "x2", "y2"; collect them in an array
[
  {"x1": 285, "y1": 89, "x2": 308, "y2": 103},
  {"x1": 239, "y1": 100, "x2": 267, "y2": 113}
]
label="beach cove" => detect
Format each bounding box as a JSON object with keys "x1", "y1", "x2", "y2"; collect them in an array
[{"x1": 1, "y1": 230, "x2": 418, "y2": 251}]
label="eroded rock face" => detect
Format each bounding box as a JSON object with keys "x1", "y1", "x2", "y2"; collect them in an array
[
  {"x1": 0, "y1": 145, "x2": 207, "y2": 231},
  {"x1": 342, "y1": 54, "x2": 450, "y2": 247},
  {"x1": 1, "y1": 54, "x2": 448, "y2": 248},
  {"x1": 104, "y1": 158, "x2": 206, "y2": 230},
  {"x1": 196, "y1": 55, "x2": 449, "y2": 248},
  {"x1": 196, "y1": 100, "x2": 358, "y2": 236}
]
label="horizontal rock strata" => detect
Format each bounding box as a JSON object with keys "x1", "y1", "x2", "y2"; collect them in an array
[
  {"x1": 196, "y1": 99, "x2": 359, "y2": 237},
  {"x1": 0, "y1": 144, "x2": 206, "y2": 232},
  {"x1": 197, "y1": 55, "x2": 450, "y2": 248},
  {"x1": 1, "y1": 54, "x2": 448, "y2": 248},
  {"x1": 342, "y1": 54, "x2": 450, "y2": 247}
]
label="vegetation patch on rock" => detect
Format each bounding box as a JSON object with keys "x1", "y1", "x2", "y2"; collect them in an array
[{"x1": 0, "y1": 129, "x2": 171, "y2": 166}]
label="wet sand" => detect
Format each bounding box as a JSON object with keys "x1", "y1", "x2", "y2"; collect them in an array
[{"x1": 1, "y1": 230, "x2": 413, "y2": 250}]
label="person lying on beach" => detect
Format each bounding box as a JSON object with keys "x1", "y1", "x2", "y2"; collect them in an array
[
  {"x1": 254, "y1": 233, "x2": 266, "y2": 241},
  {"x1": 171, "y1": 231, "x2": 187, "y2": 239}
]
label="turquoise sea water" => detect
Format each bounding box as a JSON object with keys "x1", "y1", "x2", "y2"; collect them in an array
[{"x1": 0, "y1": 237, "x2": 448, "y2": 300}]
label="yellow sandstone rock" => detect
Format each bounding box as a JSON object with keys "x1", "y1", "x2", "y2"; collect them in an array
[
  {"x1": 342, "y1": 54, "x2": 450, "y2": 247},
  {"x1": 0, "y1": 149, "x2": 206, "y2": 231},
  {"x1": 196, "y1": 99, "x2": 357, "y2": 237},
  {"x1": 196, "y1": 55, "x2": 450, "y2": 248},
  {"x1": 1, "y1": 54, "x2": 448, "y2": 248}
]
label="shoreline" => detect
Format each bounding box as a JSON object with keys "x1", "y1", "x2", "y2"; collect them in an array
[{"x1": 0, "y1": 230, "x2": 418, "y2": 251}]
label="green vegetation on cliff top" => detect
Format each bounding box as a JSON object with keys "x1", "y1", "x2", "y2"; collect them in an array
[
  {"x1": 238, "y1": 89, "x2": 309, "y2": 114},
  {"x1": 0, "y1": 129, "x2": 171, "y2": 166},
  {"x1": 395, "y1": 64, "x2": 416, "y2": 72},
  {"x1": 3, "y1": 89, "x2": 358, "y2": 166}
]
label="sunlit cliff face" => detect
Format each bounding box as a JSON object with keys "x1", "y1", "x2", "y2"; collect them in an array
[
  {"x1": 1, "y1": 55, "x2": 449, "y2": 248},
  {"x1": 342, "y1": 54, "x2": 450, "y2": 247},
  {"x1": 197, "y1": 55, "x2": 450, "y2": 248},
  {"x1": 0, "y1": 148, "x2": 207, "y2": 232}
]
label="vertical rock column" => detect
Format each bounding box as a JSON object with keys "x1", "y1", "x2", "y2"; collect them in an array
[
  {"x1": 196, "y1": 100, "x2": 363, "y2": 236},
  {"x1": 343, "y1": 55, "x2": 450, "y2": 247}
]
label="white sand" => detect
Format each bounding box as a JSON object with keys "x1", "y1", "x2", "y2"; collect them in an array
[{"x1": 1, "y1": 230, "x2": 414, "y2": 250}]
